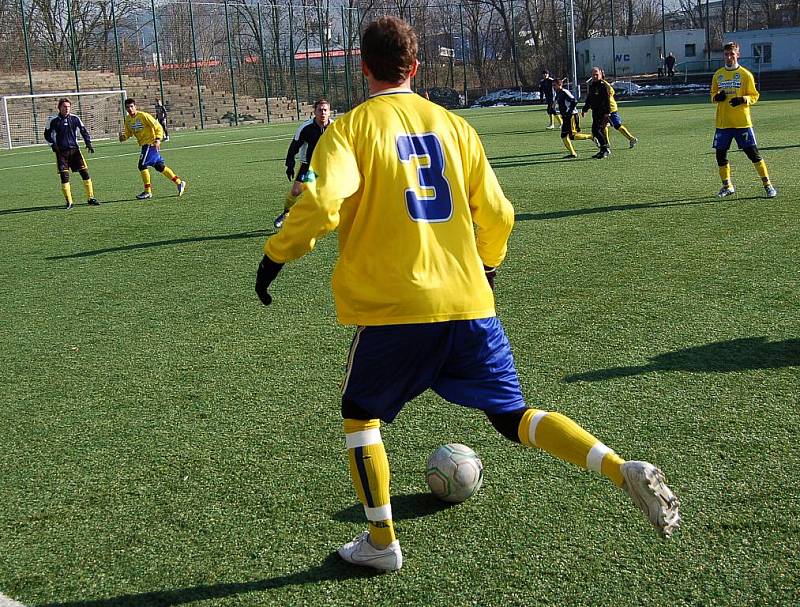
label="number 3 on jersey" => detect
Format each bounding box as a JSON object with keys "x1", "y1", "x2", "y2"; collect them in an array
[{"x1": 396, "y1": 133, "x2": 453, "y2": 222}]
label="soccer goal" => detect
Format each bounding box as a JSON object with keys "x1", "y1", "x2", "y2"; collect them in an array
[{"x1": 1, "y1": 89, "x2": 127, "y2": 150}]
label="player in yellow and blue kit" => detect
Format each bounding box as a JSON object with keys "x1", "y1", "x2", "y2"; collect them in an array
[
  {"x1": 119, "y1": 98, "x2": 186, "y2": 200},
  {"x1": 255, "y1": 17, "x2": 680, "y2": 571},
  {"x1": 711, "y1": 41, "x2": 776, "y2": 198}
]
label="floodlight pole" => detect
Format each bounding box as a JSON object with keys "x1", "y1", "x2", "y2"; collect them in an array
[
  {"x1": 19, "y1": 0, "x2": 39, "y2": 143},
  {"x1": 188, "y1": 0, "x2": 205, "y2": 129},
  {"x1": 661, "y1": 0, "x2": 667, "y2": 75},
  {"x1": 150, "y1": 0, "x2": 166, "y2": 108},
  {"x1": 610, "y1": 0, "x2": 617, "y2": 78}
]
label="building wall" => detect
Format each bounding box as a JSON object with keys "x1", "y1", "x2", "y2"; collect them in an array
[
  {"x1": 576, "y1": 30, "x2": 710, "y2": 78},
  {"x1": 724, "y1": 27, "x2": 800, "y2": 72}
]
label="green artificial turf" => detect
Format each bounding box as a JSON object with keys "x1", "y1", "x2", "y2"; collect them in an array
[{"x1": 1, "y1": 93, "x2": 798, "y2": 606}]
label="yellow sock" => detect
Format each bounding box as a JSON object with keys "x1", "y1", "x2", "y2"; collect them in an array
[
  {"x1": 618, "y1": 125, "x2": 634, "y2": 141},
  {"x1": 754, "y1": 159, "x2": 771, "y2": 185},
  {"x1": 162, "y1": 166, "x2": 181, "y2": 183},
  {"x1": 83, "y1": 179, "x2": 94, "y2": 199},
  {"x1": 518, "y1": 409, "x2": 626, "y2": 487},
  {"x1": 344, "y1": 418, "x2": 395, "y2": 548},
  {"x1": 574, "y1": 133, "x2": 592, "y2": 141},
  {"x1": 562, "y1": 137, "x2": 576, "y2": 155},
  {"x1": 555, "y1": 114, "x2": 563, "y2": 125},
  {"x1": 285, "y1": 192, "x2": 300, "y2": 210},
  {"x1": 61, "y1": 182, "x2": 72, "y2": 204},
  {"x1": 605, "y1": 126, "x2": 610, "y2": 143},
  {"x1": 140, "y1": 169, "x2": 152, "y2": 190},
  {"x1": 719, "y1": 164, "x2": 731, "y2": 186}
]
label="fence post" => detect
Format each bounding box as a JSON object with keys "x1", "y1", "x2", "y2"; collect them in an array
[
  {"x1": 288, "y1": 2, "x2": 301, "y2": 120},
  {"x1": 303, "y1": 6, "x2": 311, "y2": 99},
  {"x1": 356, "y1": 6, "x2": 367, "y2": 101},
  {"x1": 341, "y1": 6, "x2": 351, "y2": 111},
  {"x1": 610, "y1": 0, "x2": 617, "y2": 78},
  {"x1": 509, "y1": 0, "x2": 520, "y2": 90},
  {"x1": 315, "y1": 2, "x2": 328, "y2": 96},
  {"x1": 149, "y1": 0, "x2": 166, "y2": 106},
  {"x1": 66, "y1": 0, "x2": 81, "y2": 93},
  {"x1": 257, "y1": 1, "x2": 272, "y2": 124},
  {"x1": 187, "y1": 0, "x2": 205, "y2": 129},
  {"x1": 19, "y1": 0, "x2": 39, "y2": 142},
  {"x1": 110, "y1": 0, "x2": 124, "y2": 93},
  {"x1": 223, "y1": 0, "x2": 239, "y2": 125},
  {"x1": 458, "y1": 4, "x2": 468, "y2": 107}
]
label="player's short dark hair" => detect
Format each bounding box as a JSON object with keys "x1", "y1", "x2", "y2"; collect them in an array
[
  {"x1": 58, "y1": 97, "x2": 71, "y2": 108},
  {"x1": 723, "y1": 41, "x2": 740, "y2": 53},
  {"x1": 361, "y1": 17, "x2": 418, "y2": 84},
  {"x1": 542, "y1": 69, "x2": 550, "y2": 75},
  {"x1": 313, "y1": 98, "x2": 330, "y2": 110},
  {"x1": 124, "y1": 98, "x2": 136, "y2": 107}
]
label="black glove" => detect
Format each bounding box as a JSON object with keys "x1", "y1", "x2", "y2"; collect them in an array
[
  {"x1": 484, "y1": 265, "x2": 496, "y2": 291},
  {"x1": 86, "y1": 143, "x2": 95, "y2": 153},
  {"x1": 255, "y1": 255, "x2": 284, "y2": 306},
  {"x1": 729, "y1": 97, "x2": 745, "y2": 107},
  {"x1": 285, "y1": 164, "x2": 295, "y2": 181},
  {"x1": 51, "y1": 144, "x2": 58, "y2": 153},
  {"x1": 713, "y1": 91, "x2": 727, "y2": 102}
]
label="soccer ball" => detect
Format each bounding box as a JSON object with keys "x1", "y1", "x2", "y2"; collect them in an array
[{"x1": 425, "y1": 443, "x2": 484, "y2": 503}]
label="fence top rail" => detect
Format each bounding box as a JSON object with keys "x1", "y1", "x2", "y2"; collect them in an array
[{"x1": 1, "y1": 89, "x2": 127, "y2": 101}]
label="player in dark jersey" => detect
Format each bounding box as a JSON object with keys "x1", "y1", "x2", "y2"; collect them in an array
[
  {"x1": 539, "y1": 70, "x2": 561, "y2": 130},
  {"x1": 273, "y1": 99, "x2": 332, "y2": 228},
  {"x1": 44, "y1": 98, "x2": 98, "y2": 209},
  {"x1": 554, "y1": 79, "x2": 594, "y2": 158},
  {"x1": 581, "y1": 67, "x2": 612, "y2": 159}
]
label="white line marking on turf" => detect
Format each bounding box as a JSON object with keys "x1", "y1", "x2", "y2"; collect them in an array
[
  {"x1": 0, "y1": 592, "x2": 27, "y2": 607},
  {"x1": 0, "y1": 133, "x2": 292, "y2": 172}
]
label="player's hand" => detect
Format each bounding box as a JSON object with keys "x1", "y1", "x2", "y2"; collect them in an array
[
  {"x1": 154, "y1": 139, "x2": 161, "y2": 151},
  {"x1": 255, "y1": 254, "x2": 285, "y2": 306},
  {"x1": 484, "y1": 265, "x2": 496, "y2": 290},
  {"x1": 118, "y1": 132, "x2": 126, "y2": 142},
  {"x1": 729, "y1": 97, "x2": 745, "y2": 107},
  {"x1": 86, "y1": 143, "x2": 95, "y2": 153},
  {"x1": 285, "y1": 165, "x2": 295, "y2": 181},
  {"x1": 51, "y1": 144, "x2": 58, "y2": 153},
  {"x1": 713, "y1": 91, "x2": 726, "y2": 102}
]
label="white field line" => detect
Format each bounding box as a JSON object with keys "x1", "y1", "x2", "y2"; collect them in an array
[
  {"x1": 0, "y1": 592, "x2": 26, "y2": 607},
  {"x1": 0, "y1": 133, "x2": 292, "y2": 172}
]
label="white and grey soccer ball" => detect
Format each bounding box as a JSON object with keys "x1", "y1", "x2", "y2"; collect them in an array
[{"x1": 426, "y1": 443, "x2": 484, "y2": 503}]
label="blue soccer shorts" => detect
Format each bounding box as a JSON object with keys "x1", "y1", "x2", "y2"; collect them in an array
[
  {"x1": 609, "y1": 111, "x2": 623, "y2": 129},
  {"x1": 138, "y1": 144, "x2": 165, "y2": 169},
  {"x1": 712, "y1": 127, "x2": 757, "y2": 151},
  {"x1": 341, "y1": 317, "x2": 526, "y2": 423}
]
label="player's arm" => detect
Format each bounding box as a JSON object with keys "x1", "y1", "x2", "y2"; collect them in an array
[
  {"x1": 119, "y1": 119, "x2": 131, "y2": 142},
  {"x1": 735, "y1": 71, "x2": 759, "y2": 106},
  {"x1": 566, "y1": 91, "x2": 577, "y2": 115},
  {"x1": 285, "y1": 128, "x2": 304, "y2": 179},
  {"x1": 142, "y1": 112, "x2": 164, "y2": 145},
  {"x1": 710, "y1": 76, "x2": 724, "y2": 102},
  {"x1": 257, "y1": 124, "x2": 360, "y2": 305},
  {"x1": 466, "y1": 125, "x2": 514, "y2": 269},
  {"x1": 76, "y1": 117, "x2": 94, "y2": 152},
  {"x1": 44, "y1": 116, "x2": 55, "y2": 146}
]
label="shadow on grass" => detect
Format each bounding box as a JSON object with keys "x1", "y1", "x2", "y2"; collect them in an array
[
  {"x1": 333, "y1": 491, "x2": 453, "y2": 524},
  {"x1": 488, "y1": 151, "x2": 564, "y2": 161},
  {"x1": 0, "y1": 199, "x2": 132, "y2": 216},
  {"x1": 38, "y1": 552, "x2": 380, "y2": 607},
  {"x1": 515, "y1": 196, "x2": 713, "y2": 221},
  {"x1": 563, "y1": 337, "x2": 800, "y2": 382},
  {"x1": 47, "y1": 229, "x2": 272, "y2": 260}
]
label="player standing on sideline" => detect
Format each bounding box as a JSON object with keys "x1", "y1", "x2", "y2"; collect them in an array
[
  {"x1": 44, "y1": 98, "x2": 98, "y2": 209},
  {"x1": 582, "y1": 67, "x2": 612, "y2": 159},
  {"x1": 554, "y1": 78, "x2": 593, "y2": 158},
  {"x1": 119, "y1": 98, "x2": 186, "y2": 200},
  {"x1": 155, "y1": 98, "x2": 169, "y2": 141},
  {"x1": 539, "y1": 70, "x2": 561, "y2": 130},
  {"x1": 273, "y1": 99, "x2": 332, "y2": 229},
  {"x1": 255, "y1": 16, "x2": 680, "y2": 572},
  {"x1": 711, "y1": 42, "x2": 777, "y2": 198}
]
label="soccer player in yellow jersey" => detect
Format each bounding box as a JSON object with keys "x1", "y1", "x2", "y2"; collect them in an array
[
  {"x1": 119, "y1": 98, "x2": 186, "y2": 200},
  {"x1": 255, "y1": 17, "x2": 680, "y2": 571},
  {"x1": 603, "y1": 73, "x2": 638, "y2": 148},
  {"x1": 711, "y1": 42, "x2": 776, "y2": 198}
]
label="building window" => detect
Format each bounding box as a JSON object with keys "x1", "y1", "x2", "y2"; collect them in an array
[
  {"x1": 685, "y1": 44, "x2": 696, "y2": 57},
  {"x1": 752, "y1": 43, "x2": 772, "y2": 65},
  {"x1": 584, "y1": 49, "x2": 590, "y2": 64}
]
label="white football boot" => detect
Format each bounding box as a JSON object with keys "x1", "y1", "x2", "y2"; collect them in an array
[
  {"x1": 621, "y1": 461, "x2": 681, "y2": 538},
  {"x1": 338, "y1": 531, "x2": 403, "y2": 571}
]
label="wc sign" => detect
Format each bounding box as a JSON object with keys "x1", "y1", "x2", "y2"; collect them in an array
[{"x1": 615, "y1": 53, "x2": 631, "y2": 62}]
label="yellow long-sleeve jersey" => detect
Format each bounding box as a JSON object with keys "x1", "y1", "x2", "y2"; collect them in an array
[
  {"x1": 264, "y1": 88, "x2": 515, "y2": 326},
  {"x1": 602, "y1": 81, "x2": 619, "y2": 112},
  {"x1": 122, "y1": 110, "x2": 164, "y2": 145},
  {"x1": 710, "y1": 65, "x2": 759, "y2": 129}
]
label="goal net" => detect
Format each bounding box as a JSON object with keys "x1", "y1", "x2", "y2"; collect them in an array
[{"x1": 1, "y1": 89, "x2": 127, "y2": 150}]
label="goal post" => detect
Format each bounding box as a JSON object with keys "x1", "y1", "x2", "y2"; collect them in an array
[{"x1": 1, "y1": 89, "x2": 127, "y2": 150}]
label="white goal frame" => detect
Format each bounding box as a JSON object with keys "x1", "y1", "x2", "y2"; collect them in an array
[{"x1": 1, "y1": 89, "x2": 127, "y2": 150}]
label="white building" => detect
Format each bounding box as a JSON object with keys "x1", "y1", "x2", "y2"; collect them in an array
[
  {"x1": 724, "y1": 27, "x2": 800, "y2": 72},
  {"x1": 576, "y1": 29, "x2": 710, "y2": 78}
]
